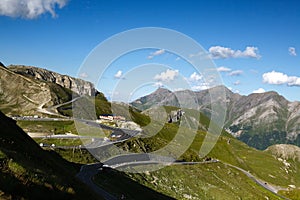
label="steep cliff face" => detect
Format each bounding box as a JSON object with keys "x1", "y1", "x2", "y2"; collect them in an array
[{"x1": 9, "y1": 65, "x2": 96, "y2": 96}]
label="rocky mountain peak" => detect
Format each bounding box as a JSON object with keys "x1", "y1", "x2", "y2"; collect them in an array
[{"x1": 154, "y1": 87, "x2": 172, "y2": 94}]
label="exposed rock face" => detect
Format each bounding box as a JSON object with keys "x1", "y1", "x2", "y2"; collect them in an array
[
  {"x1": 131, "y1": 85, "x2": 300, "y2": 149},
  {"x1": 9, "y1": 65, "x2": 96, "y2": 96},
  {"x1": 266, "y1": 144, "x2": 300, "y2": 162},
  {"x1": 168, "y1": 109, "x2": 183, "y2": 123},
  {"x1": 116, "y1": 121, "x2": 142, "y2": 131}
]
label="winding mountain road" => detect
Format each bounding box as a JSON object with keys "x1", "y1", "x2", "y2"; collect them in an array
[
  {"x1": 76, "y1": 159, "x2": 219, "y2": 200},
  {"x1": 76, "y1": 163, "x2": 117, "y2": 200},
  {"x1": 31, "y1": 100, "x2": 290, "y2": 200},
  {"x1": 223, "y1": 162, "x2": 289, "y2": 200},
  {"x1": 77, "y1": 157, "x2": 290, "y2": 200},
  {"x1": 37, "y1": 97, "x2": 81, "y2": 117}
]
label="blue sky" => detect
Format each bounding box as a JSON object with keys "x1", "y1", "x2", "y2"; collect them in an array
[{"x1": 0, "y1": 0, "x2": 300, "y2": 102}]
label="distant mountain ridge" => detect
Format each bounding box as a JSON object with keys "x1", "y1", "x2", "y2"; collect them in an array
[{"x1": 131, "y1": 86, "x2": 300, "y2": 149}]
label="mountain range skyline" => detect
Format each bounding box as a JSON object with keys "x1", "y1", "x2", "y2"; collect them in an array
[{"x1": 2, "y1": 62, "x2": 300, "y2": 150}]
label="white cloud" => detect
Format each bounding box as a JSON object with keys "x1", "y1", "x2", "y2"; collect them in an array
[
  {"x1": 209, "y1": 46, "x2": 260, "y2": 59},
  {"x1": 175, "y1": 57, "x2": 181, "y2": 61},
  {"x1": 186, "y1": 72, "x2": 210, "y2": 91},
  {"x1": 263, "y1": 71, "x2": 289, "y2": 85},
  {"x1": 154, "y1": 69, "x2": 179, "y2": 82},
  {"x1": 0, "y1": 0, "x2": 68, "y2": 19},
  {"x1": 217, "y1": 66, "x2": 232, "y2": 72},
  {"x1": 148, "y1": 49, "x2": 165, "y2": 59},
  {"x1": 228, "y1": 70, "x2": 243, "y2": 76},
  {"x1": 114, "y1": 70, "x2": 123, "y2": 79},
  {"x1": 263, "y1": 71, "x2": 300, "y2": 86},
  {"x1": 189, "y1": 72, "x2": 202, "y2": 81},
  {"x1": 153, "y1": 82, "x2": 163, "y2": 87},
  {"x1": 234, "y1": 80, "x2": 241, "y2": 85},
  {"x1": 252, "y1": 88, "x2": 266, "y2": 93},
  {"x1": 289, "y1": 47, "x2": 297, "y2": 56}
]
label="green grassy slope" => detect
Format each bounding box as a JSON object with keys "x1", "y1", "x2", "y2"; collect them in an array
[
  {"x1": 16, "y1": 120, "x2": 78, "y2": 134},
  {"x1": 47, "y1": 82, "x2": 75, "y2": 106},
  {"x1": 126, "y1": 163, "x2": 281, "y2": 200},
  {"x1": 0, "y1": 111, "x2": 102, "y2": 200},
  {"x1": 94, "y1": 169, "x2": 174, "y2": 200},
  {"x1": 58, "y1": 95, "x2": 151, "y2": 126},
  {"x1": 58, "y1": 94, "x2": 112, "y2": 119},
  {"x1": 94, "y1": 106, "x2": 300, "y2": 199}
]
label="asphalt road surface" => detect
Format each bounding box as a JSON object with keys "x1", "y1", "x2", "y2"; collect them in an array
[
  {"x1": 76, "y1": 163, "x2": 117, "y2": 200},
  {"x1": 223, "y1": 162, "x2": 289, "y2": 200}
]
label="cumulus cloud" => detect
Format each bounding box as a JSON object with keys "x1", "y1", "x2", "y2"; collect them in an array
[
  {"x1": 189, "y1": 72, "x2": 202, "y2": 81},
  {"x1": 217, "y1": 66, "x2": 232, "y2": 72},
  {"x1": 263, "y1": 71, "x2": 300, "y2": 86},
  {"x1": 185, "y1": 72, "x2": 210, "y2": 91},
  {"x1": 0, "y1": 0, "x2": 68, "y2": 19},
  {"x1": 114, "y1": 70, "x2": 123, "y2": 79},
  {"x1": 209, "y1": 46, "x2": 260, "y2": 59},
  {"x1": 148, "y1": 49, "x2": 165, "y2": 59},
  {"x1": 289, "y1": 47, "x2": 297, "y2": 56},
  {"x1": 228, "y1": 70, "x2": 243, "y2": 76},
  {"x1": 252, "y1": 88, "x2": 266, "y2": 93},
  {"x1": 154, "y1": 69, "x2": 179, "y2": 82}
]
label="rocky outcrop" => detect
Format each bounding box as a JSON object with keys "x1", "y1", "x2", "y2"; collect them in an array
[
  {"x1": 266, "y1": 144, "x2": 300, "y2": 162},
  {"x1": 9, "y1": 65, "x2": 96, "y2": 96},
  {"x1": 168, "y1": 109, "x2": 183, "y2": 123}
]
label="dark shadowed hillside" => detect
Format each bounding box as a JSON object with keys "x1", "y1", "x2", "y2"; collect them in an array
[{"x1": 0, "y1": 111, "x2": 102, "y2": 200}]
